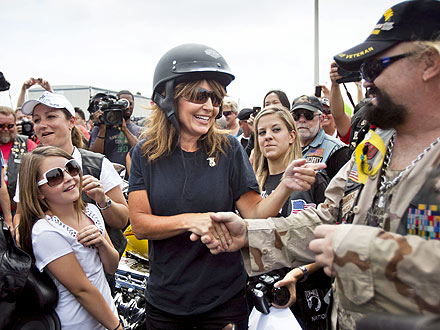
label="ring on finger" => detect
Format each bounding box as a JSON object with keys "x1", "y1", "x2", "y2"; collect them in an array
[{"x1": 91, "y1": 233, "x2": 95, "y2": 238}]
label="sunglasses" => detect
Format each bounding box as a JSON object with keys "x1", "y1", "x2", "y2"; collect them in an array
[
  {"x1": 183, "y1": 87, "x2": 223, "y2": 107},
  {"x1": 38, "y1": 159, "x2": 81, "y2": 187},
  {"x1": 0, "y1": 123, "x2": 15, "y2": 129},
  {"x1": 322, "y1": 108, "x2": 332, "y2": 115},
  {"x1": 360, "y1": 53, "x2": 411, "y2": 82},
  {"x1": 292, "y1": 110, "x2": 318, "y2": 121},
  {"x1": 223, "y1": 111, "x2": 234, "y2": 117}
]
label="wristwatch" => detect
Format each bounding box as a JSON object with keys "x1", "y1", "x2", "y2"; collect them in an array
[
  {"x1": 97, "y1": 197, "x2": 112, "y2": 210},
  {"x1": 298, "y1": 265, "x2": 309, "y2": 282}
]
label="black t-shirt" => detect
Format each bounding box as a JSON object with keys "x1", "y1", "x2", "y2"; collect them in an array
[
  {"x1": 262, "y1": 172, "x2": 328, "y2": 217},
  {"x1": 128, "y1": 136, "x2": 259, "y2": 315}
]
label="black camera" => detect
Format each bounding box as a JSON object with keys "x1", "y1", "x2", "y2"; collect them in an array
[
  {"x1": 247, "y1": 273, "x2": 290, "y2": 314},
  {"x1": 19, "y1": 118, "x2": 35, "y2": 137},
  {"x1": 336, "y1": 67, "x2": 362, "y2": 84},
  {"x1": 0, "y1": 72, "x2": 10, "y2": 92},
  {"x1": 90, "y1": 95, "x2": 129, "y2": 126}
]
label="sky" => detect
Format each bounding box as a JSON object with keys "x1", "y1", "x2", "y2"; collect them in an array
[{"x1": 1, "y1": 0, "x2": 399, "y2": 113}]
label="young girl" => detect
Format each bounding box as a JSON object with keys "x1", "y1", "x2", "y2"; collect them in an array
[{"x1": 18, "y1": 146, "x2": 122, "y2": 330}]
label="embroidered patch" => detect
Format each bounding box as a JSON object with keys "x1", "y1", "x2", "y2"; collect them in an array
[
  {"x1": 305, "y1": 156, "x2": 323, "y2": 164},
  {"x1": 407, "y1": 204, "x2": 440, "y2": 240},
  {"x1": 364, "y1": 142, "x2": 378, "y2": 160},
  {"x1": 341, "y1": 188, "x2": 361, "y2": 223},
  {"x1": 307, "y1": 148, "x2": 324, "y2": 157},
  {"x1": 290, "y1": 199, "x2": 316, "y2": 214},
  {"x1": 348, "y1": 168, "x2": 359, "y2": 183}
]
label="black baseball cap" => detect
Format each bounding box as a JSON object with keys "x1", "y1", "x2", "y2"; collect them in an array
[
  {"x1": 237, "y1": 108, "x2": 254, "y2": 121},
  {"x1": 334, "y1": 0, "x2": 440, "y2": 71},
  {"x1": 291, "y1": 95, "x2": 323, "y2": 113}
]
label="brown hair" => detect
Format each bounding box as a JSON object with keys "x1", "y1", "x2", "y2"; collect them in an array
[
  {"x1": 18, "y1": 146, "x2": 85, "y2": 260},
  {"x1": 140, "y1": 80, "x2": 230, "y2": 160},
  {"x1": 253, "y1": 105, "x2": 302, "y2": 189}
]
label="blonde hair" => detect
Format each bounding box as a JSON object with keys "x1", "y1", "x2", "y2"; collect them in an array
[
  {"x1": 140, "y1": 80, "x2": 230, "y2": 160},
  {"x1": 0, "y1": 106, "x2": 15, "y2": 120},
  {"x1": 253, "y1": 105, "x2": 302, "y2": 189},
  {"x1": 18, "y1": 146, "x2": 85, "y2": 260}
]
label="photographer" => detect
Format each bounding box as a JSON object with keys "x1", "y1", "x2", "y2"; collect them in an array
[
  {"x1": 89, "y1": 90, "x2": 141, "y2": 168},
  {"x1": 0, "y1": 106, "x2": 38, "y2": 218}
]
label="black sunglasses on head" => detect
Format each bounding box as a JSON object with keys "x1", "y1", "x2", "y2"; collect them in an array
[
  {"x1": 183, "y1": 87, "x2": 223, "y2": 107},
  {"x1": 360, "y1": 53, "x2": 411, "y2": 82},
  {"x1": 292, "y1": 110, "x2": 317, "y2": 121},
  {"x1": 38, "y1": 159, "x2": 81, "y2": 187}
]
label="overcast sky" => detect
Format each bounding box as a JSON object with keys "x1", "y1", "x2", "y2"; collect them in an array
[{"x1": 1, "y1": 0, "x2": 399, "y2": 112}]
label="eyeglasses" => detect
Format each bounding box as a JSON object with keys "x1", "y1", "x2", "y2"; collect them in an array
[
  {"x1": 38, "y1": 159, "x2": 81, "y2": 187},
  {"x1": 360, "y1": 53, "x2": 411, "y2": 82},
  {"x1": 322, "y1": 108, "x2": 331, "y2": 115},
  {"x1": 0, "y1": 123, "x2": 15, "y2": 129},
  {"x1": 223, "y1": 111, "x2": 234, "y2": 117},
  {"x1": 182, "y1": 87, "x2": 223, "y2": 107},
  {"x1": 292, "y1": 110, "x2": 318, "y2": 121}
]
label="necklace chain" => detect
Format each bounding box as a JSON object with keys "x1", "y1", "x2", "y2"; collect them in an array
[{"x1": 379, "y1": 133, "x2": 440, "y2": 193}]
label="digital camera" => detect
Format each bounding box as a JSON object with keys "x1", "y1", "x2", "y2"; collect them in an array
[
  {"x1": 19, "y1": 118, "x2": 35, "y2": 137},
  {"x1": 247, "y1": 273, "x2": 290, "y2": 314},
  {"x1": 90, "y1": 95, "x2": 129, "y2": 126},
  {"x1": 336, "y1": 66, "x2": 362, "y2": 84}
]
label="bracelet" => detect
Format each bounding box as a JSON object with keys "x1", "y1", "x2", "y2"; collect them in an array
[
  {"x1": 97, "y1": 136, "x2": 105, "y2": 139},
  {"x1": 97, "y1": 197, "x2": 112, "y2": 210},
  {"x1": 112, "y1": 321, "x2": 122, "y2": 330},
  {"x1": 298, "y1": 265, "x2": 309, "y2": 282}
]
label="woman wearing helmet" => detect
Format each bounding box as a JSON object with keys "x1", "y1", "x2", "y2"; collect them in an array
[{"x1": 128, "y1": 44, "x2": 322, "y2": 329}]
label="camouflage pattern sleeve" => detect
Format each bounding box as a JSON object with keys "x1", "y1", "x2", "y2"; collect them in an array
[
  {"x1": 333, "y1": 224, "x2": 440, "y2": 315},
  {"x1": 242, "y1": 159, "x2": 353, "y2": 276}
]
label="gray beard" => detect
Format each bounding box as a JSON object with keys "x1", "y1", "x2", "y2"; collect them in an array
[{"x1": 0, "y1": 135, "x2": 12, "y2": 144}]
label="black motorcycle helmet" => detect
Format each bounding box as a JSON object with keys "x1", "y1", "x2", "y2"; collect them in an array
[{"x1": 152, "y1": 43, "x2": 235, "y2": 131}]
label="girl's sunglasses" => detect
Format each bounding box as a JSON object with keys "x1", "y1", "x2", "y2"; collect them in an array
[
  {"x1": 38, "y1": 159, "x2": 81, "y2": 187},
  {"x1": 183, "y1": 87, "x2": 223, "y2": 107}
]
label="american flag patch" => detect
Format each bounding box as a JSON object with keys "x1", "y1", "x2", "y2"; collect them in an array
[
  {"x1": 307, "y1": 148, "x2": 324, "y2": 157},
  {"x1": 348, "y1": 169, "x2": 359, "y2": 182},
  {"x1": 290, "y1": 199, "x2": 316, "y2": 214}
]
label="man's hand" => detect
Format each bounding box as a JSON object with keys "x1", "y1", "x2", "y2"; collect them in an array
[
  {"x1": 36, "y1": 78, "x2": 53, "y2": 92},
  {"x1": 190, "y1": 212, "x2": 247, "y2": 255},
  {"x1": 330, "y1": 62, "x2": 343, "y2": 85},
  {"x1": 309, "y1": 224, "x2": 337, "y2": 277},
  {"x1": 283, "y1": 159, "x2": 326, "y2": 191},
  {"x1": 22, "y1": 78, "x2": 36, "y2": 90}
]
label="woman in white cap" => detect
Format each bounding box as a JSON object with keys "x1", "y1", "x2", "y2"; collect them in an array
[{"x1": 16, "y1": 92, "x2": 129, "y2": 282}]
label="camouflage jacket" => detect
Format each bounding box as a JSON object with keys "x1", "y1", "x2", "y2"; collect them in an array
[{"x1": 243, "y1": 128, "x2": 440, "y2": 330}]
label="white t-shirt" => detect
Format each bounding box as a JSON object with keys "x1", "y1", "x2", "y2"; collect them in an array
[
  {"x1": 32, "y1": 203, "x2": 118, "y2": 330},
  {"x1": 14, "y1": 147, "x2": 123, "y2": 202}
]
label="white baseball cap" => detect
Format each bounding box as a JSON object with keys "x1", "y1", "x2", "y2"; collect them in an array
[{"x1": 21, "y1": 91, "x2": 75, "y2": 116}]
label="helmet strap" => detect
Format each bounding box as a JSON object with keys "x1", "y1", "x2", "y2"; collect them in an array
[{"x1": 153, "y1": 79, "x2": 180, "y2": 133}]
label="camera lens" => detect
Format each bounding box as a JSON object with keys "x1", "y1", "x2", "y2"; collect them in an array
[{"x1": 271, "y1": 287, "x2": 290, "y2": 306}]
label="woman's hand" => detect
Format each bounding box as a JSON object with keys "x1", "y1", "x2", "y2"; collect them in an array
[
  {"x1": 271, "y1": 268, "x2": 304, "y2": 308},
  {"x1": 77, "y1": 225, "x2": 104, "y2": 248},
  {"x1": 82, "y1": 174, "x2": 106, "y2": 207},
  {"x1": 282, "y1": 159, "x2": 326, "y2": 191}
]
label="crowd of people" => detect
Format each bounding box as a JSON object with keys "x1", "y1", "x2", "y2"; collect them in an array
[{"x1": 1, "y1": 1, "x2": 440, "y2": 329}]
